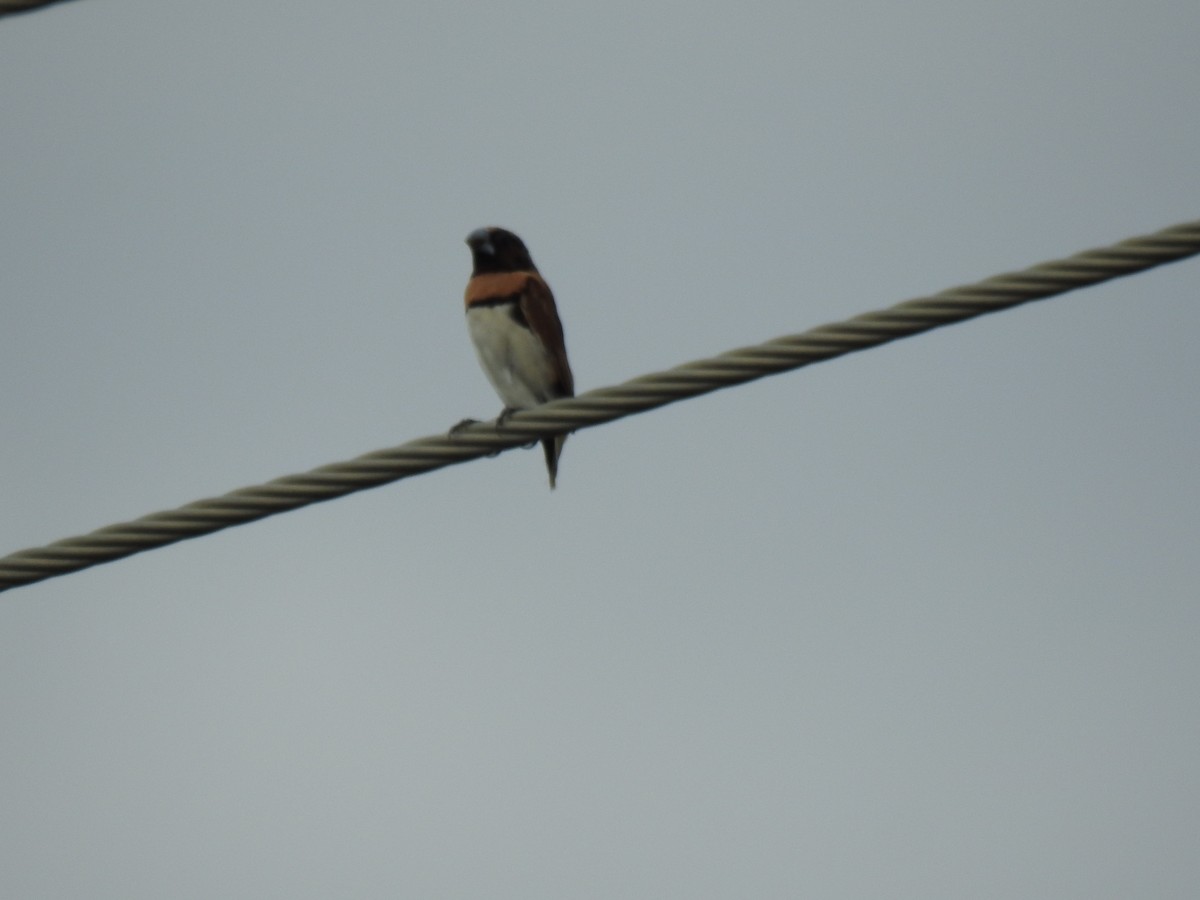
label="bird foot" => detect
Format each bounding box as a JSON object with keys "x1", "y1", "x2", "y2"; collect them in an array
[
  {"x1": 449, "y1": 418, "x2": 503, "y2": 456},
  {"x1": 493, "y1": 408, "x2": 537, "y2": 449}
]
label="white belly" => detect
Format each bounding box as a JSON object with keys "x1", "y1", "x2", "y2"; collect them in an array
[{"x1": 467, "y1": 305, "x2": 558, "y2": 409}]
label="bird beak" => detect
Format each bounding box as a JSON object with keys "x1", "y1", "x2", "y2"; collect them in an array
[{"x1": 466, "y1": 227, "x2": 494, "y2": 256}]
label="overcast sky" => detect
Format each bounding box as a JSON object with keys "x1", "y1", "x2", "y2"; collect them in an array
[{"x1": 2, "y1": 2, "x2": 1198, "y2": 897}]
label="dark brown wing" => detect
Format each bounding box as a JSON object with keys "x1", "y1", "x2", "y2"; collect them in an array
[{"x1": 519, "y1": 273, "x2": 574, "y2": 398}]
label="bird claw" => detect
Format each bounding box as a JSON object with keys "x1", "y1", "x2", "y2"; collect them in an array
[
  {"x1": 449, "y1": 411, "x2": 532, "y2": 453},
  {"x1": 494, "y1": 408, "x2": 537, "y2": 448},
  {"x1": 449, "y1": 418, "x2": 503, "y2": 456}
]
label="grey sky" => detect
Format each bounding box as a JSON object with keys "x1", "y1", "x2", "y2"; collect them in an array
[{"x1": 2, "y1": 1, "x2": 1198, "y2": 897}]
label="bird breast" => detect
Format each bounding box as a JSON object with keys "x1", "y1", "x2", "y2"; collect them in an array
[{"x1": 467, "y1": 304, "x2": 558, "y2": 409}]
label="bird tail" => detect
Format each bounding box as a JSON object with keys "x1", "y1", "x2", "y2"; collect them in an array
[{"x1": 542, "y1": 434, "x2": 567, "y2": 490}]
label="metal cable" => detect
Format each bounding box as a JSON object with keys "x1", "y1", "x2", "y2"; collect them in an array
[
  {"x1": 0, "y1": 0, "x2": 77, "y2": 17},
  {"x1": 2, "y1": 219, "x2": 1198, "y2": 593}
]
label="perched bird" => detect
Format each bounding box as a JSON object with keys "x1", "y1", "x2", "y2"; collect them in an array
[{"x1": 463, "y1": 226, "x2": 574, "y2": 488}]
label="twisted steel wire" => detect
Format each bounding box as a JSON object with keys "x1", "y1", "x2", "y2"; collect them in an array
[{"x1": 2, "y1": 219, "x2": 1198, "y2": 593}]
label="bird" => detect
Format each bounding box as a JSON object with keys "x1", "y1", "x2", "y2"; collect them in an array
[{"x1": 462, "y1": 226, "x2": 574, "y2": 489}]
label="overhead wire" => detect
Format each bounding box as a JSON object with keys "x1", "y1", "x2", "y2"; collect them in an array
[{"x1": 0, "y1": 0, "x2": 78, "y2": 18}]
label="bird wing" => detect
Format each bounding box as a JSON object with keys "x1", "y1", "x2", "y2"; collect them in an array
[{"x1": 519, "y1": 273, "x2": 574, "y2": 398}]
